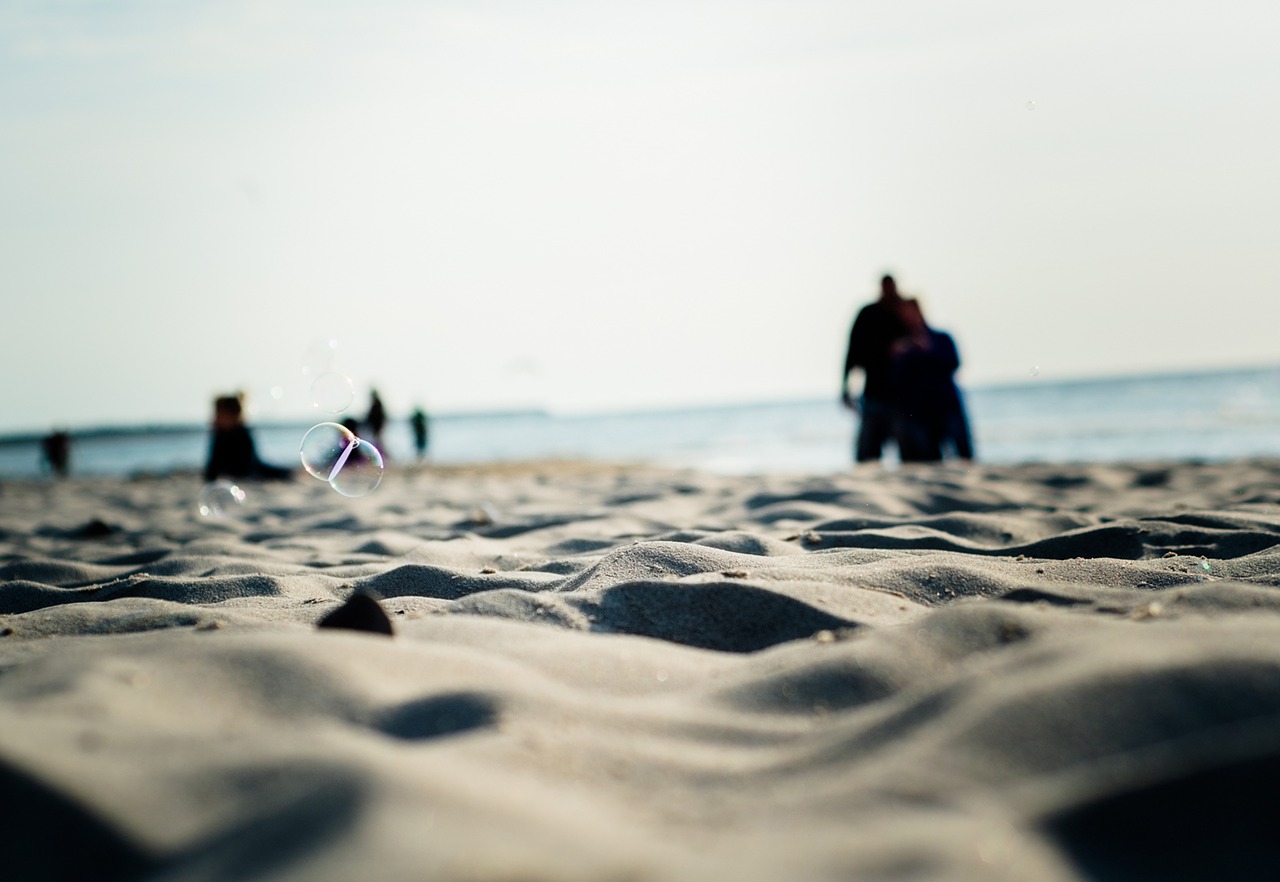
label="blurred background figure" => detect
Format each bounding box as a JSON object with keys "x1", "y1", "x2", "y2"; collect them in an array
[
  {"x1": 365, "y1": 389, "x2": 387, "y2": 452},
  {"x1": 411, "y1": 407, "x2": 430, "y2": 459},
  {"x1": 841, "y1": 274, "x2": 908, "y2": 462},
  {"x1": 40, "y1": 430, "x2": 71, "y2": 477},
  {"x1": 890, "y1": 298, "x2": 974, "y2": 462},
  {"x1": 204, "y1": 392, "x2": 293, "y2": 481}
]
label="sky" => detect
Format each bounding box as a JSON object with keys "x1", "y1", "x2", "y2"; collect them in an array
[{"x1": 3, "y1": 0, "x2": 1279, "y2": 433}]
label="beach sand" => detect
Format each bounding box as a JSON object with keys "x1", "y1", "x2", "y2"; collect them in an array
[{"x1": 4, "y1": 458, "x2": 1280, "y2": 880}]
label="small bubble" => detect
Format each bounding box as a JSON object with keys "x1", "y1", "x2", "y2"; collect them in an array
[
  {"x1": 1026, "y1": 99, "x2": 1036, "y2": 110},
  {"x1": 1030, "y1": 365, "x2": 1041, "y2": 377},
  {"x1": 198, "y1": 480, "x2": 246, "y2": 518},
  {"x1": 301, "y1": 338, "x2": 340, "y2": 378},
  {"x1": 310, "y1": 371, "x2": 354, "y2": 413}
]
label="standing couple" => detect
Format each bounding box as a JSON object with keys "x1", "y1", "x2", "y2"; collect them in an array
[{"x1": 840, "y1": 274, "x2": 974, "y2": 463}]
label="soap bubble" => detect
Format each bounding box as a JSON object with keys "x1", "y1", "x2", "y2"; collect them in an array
[
  {"x1": 198, "y1": 480, "x2": 246, "y2": 518},
  {"x1": 301, "y1": 338, "x2": 340, "y2": 378},
  {"x1": 310, "y1": 371, "x2": 354, "y2": 413},
  {"x1": 300, "y1": 422, "x2": 358, "y2": 480},
  {"x1": 328, "y1": 437, "x2": 384, "y2": 497},
  {"x1": 1030, "y1": 365, "x2": 1041, "y2": 377},
  {"x1": 299, "y1": 422, "x2": 384, "y2": 497}
]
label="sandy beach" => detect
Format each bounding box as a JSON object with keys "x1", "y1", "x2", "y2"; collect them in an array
[{"x1": 4, "y1": 458, "x2": 1280, "y2": 880}]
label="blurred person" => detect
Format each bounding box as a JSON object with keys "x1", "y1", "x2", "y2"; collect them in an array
[
  {"x1": 366, "y1": 389, "x2": 387, "y2": 451},
  {"x1": 410, "y1": 407, "x2": 430, "y2": 459},
  {"x1": 841, "y1": 274, "x2": 909, "y2": 462},
  {"x1": 40, "y1": 430, "x2": 71, "y2": 477},
  {"x1": 203, "y1": 392, "x2": 293, "y2": 481},
  {"x1": 889, "y1": 298, "x2": 974, "y2": 462}
]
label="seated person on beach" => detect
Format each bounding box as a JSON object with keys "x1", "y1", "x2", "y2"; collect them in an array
[
  {"x1": 203, "y1": 393, "x2": 293, "y2": 481},
  {"x1": 889, "y1": 299, "x2": 974, "y2": 462}
]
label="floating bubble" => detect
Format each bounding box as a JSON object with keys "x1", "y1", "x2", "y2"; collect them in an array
[
  {"x1": 299, "y1": 422, "x2": 384, "y2": 497},
  {"x1": 301, "y1": 338, "x2": 340, "y2": 378},
  {"x1": 1030, "y1": 365, "x2": 1041, "y2": 377},
  {"x1": 310, "y1": 371, "x2": 355, "y2": 413},
  {"x1": 300, "y1": 422, "x2": 358, "y2": 480},
  {"x1": 198, "y1": 480, "x2": 246, "y2": 518},
  {"x1": 329, "y1": 437, "x2": 385, "y2": 497},
  {"x1": 1026, "y1": 99, "x2": 1036, "y2": 111}
]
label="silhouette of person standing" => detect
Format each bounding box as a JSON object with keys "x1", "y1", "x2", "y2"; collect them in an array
[
  {"x1": 889, "y1": 298, "x2": 974, "y2": 462},
  {"x1": 203, "y1": 393, "x2": 293, "y2": 481},
  {"x1": 841, "y1": 275, "x2": 909, "y2": 462},
  {"x1": 41, "y1": 430, "x2": 71, "y2": 477},
  {"x1": 365, "y1": 389, "x2": 387, "y2": 450},
  {"x1": 410, "y1": 407, "x2": 430, "y2": 459}
]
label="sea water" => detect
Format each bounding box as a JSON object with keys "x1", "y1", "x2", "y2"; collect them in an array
[{"x1": 2, "y1": 366, "x2": 1278, "y2": 479}]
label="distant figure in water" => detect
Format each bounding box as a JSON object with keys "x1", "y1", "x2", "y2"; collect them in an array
[
  {"x1": 889, "y1": 298, "x2": 974, "y2": 462},
  {"x1": 203, "y1": 393, "x2": 293, "y2": 481},
  {"x1": 41, "y1": 430, "x2": 71, "y2": 477},
  {"x1": 410, "y1": 407, "x2": 430, "y2": 459}
]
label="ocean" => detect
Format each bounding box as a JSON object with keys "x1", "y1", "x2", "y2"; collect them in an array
[{"x1": 3, "y1": 366, "x2": 1279, "y2": 480}]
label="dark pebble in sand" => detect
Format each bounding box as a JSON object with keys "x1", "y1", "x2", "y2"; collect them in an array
[
  {"x1": 73, "y1": 519, "x2": 117, "y2": 538},
  {"x1": 317, "y1": 589, "x2": 394, "y2": 636}
]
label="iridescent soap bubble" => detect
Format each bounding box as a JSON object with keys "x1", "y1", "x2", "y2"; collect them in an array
[
  {"x1": 328, "y1": 436, "x2": 384, "y2": 497},
  {"x1": 299, "y1": 422, "x2": 385, "y2": 497},
  {"x1": 198, "y1": 480, "x2": 246, "y2": 518},
  {"x1": 310, "y1": 371, "x2": 355, "y2": 414},
  {"x1": 300, "y1": 422, "x2": 358, "y2": 480}
]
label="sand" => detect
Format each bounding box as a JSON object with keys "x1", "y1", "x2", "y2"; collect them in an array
[{"x1": 3, "y1": 458, "x2": 1280, "y2": 881}]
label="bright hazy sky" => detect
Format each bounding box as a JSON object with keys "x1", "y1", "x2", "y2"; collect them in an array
[{"x1": 3, "y1": 0, "x2": 1278, "y2": 433}]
